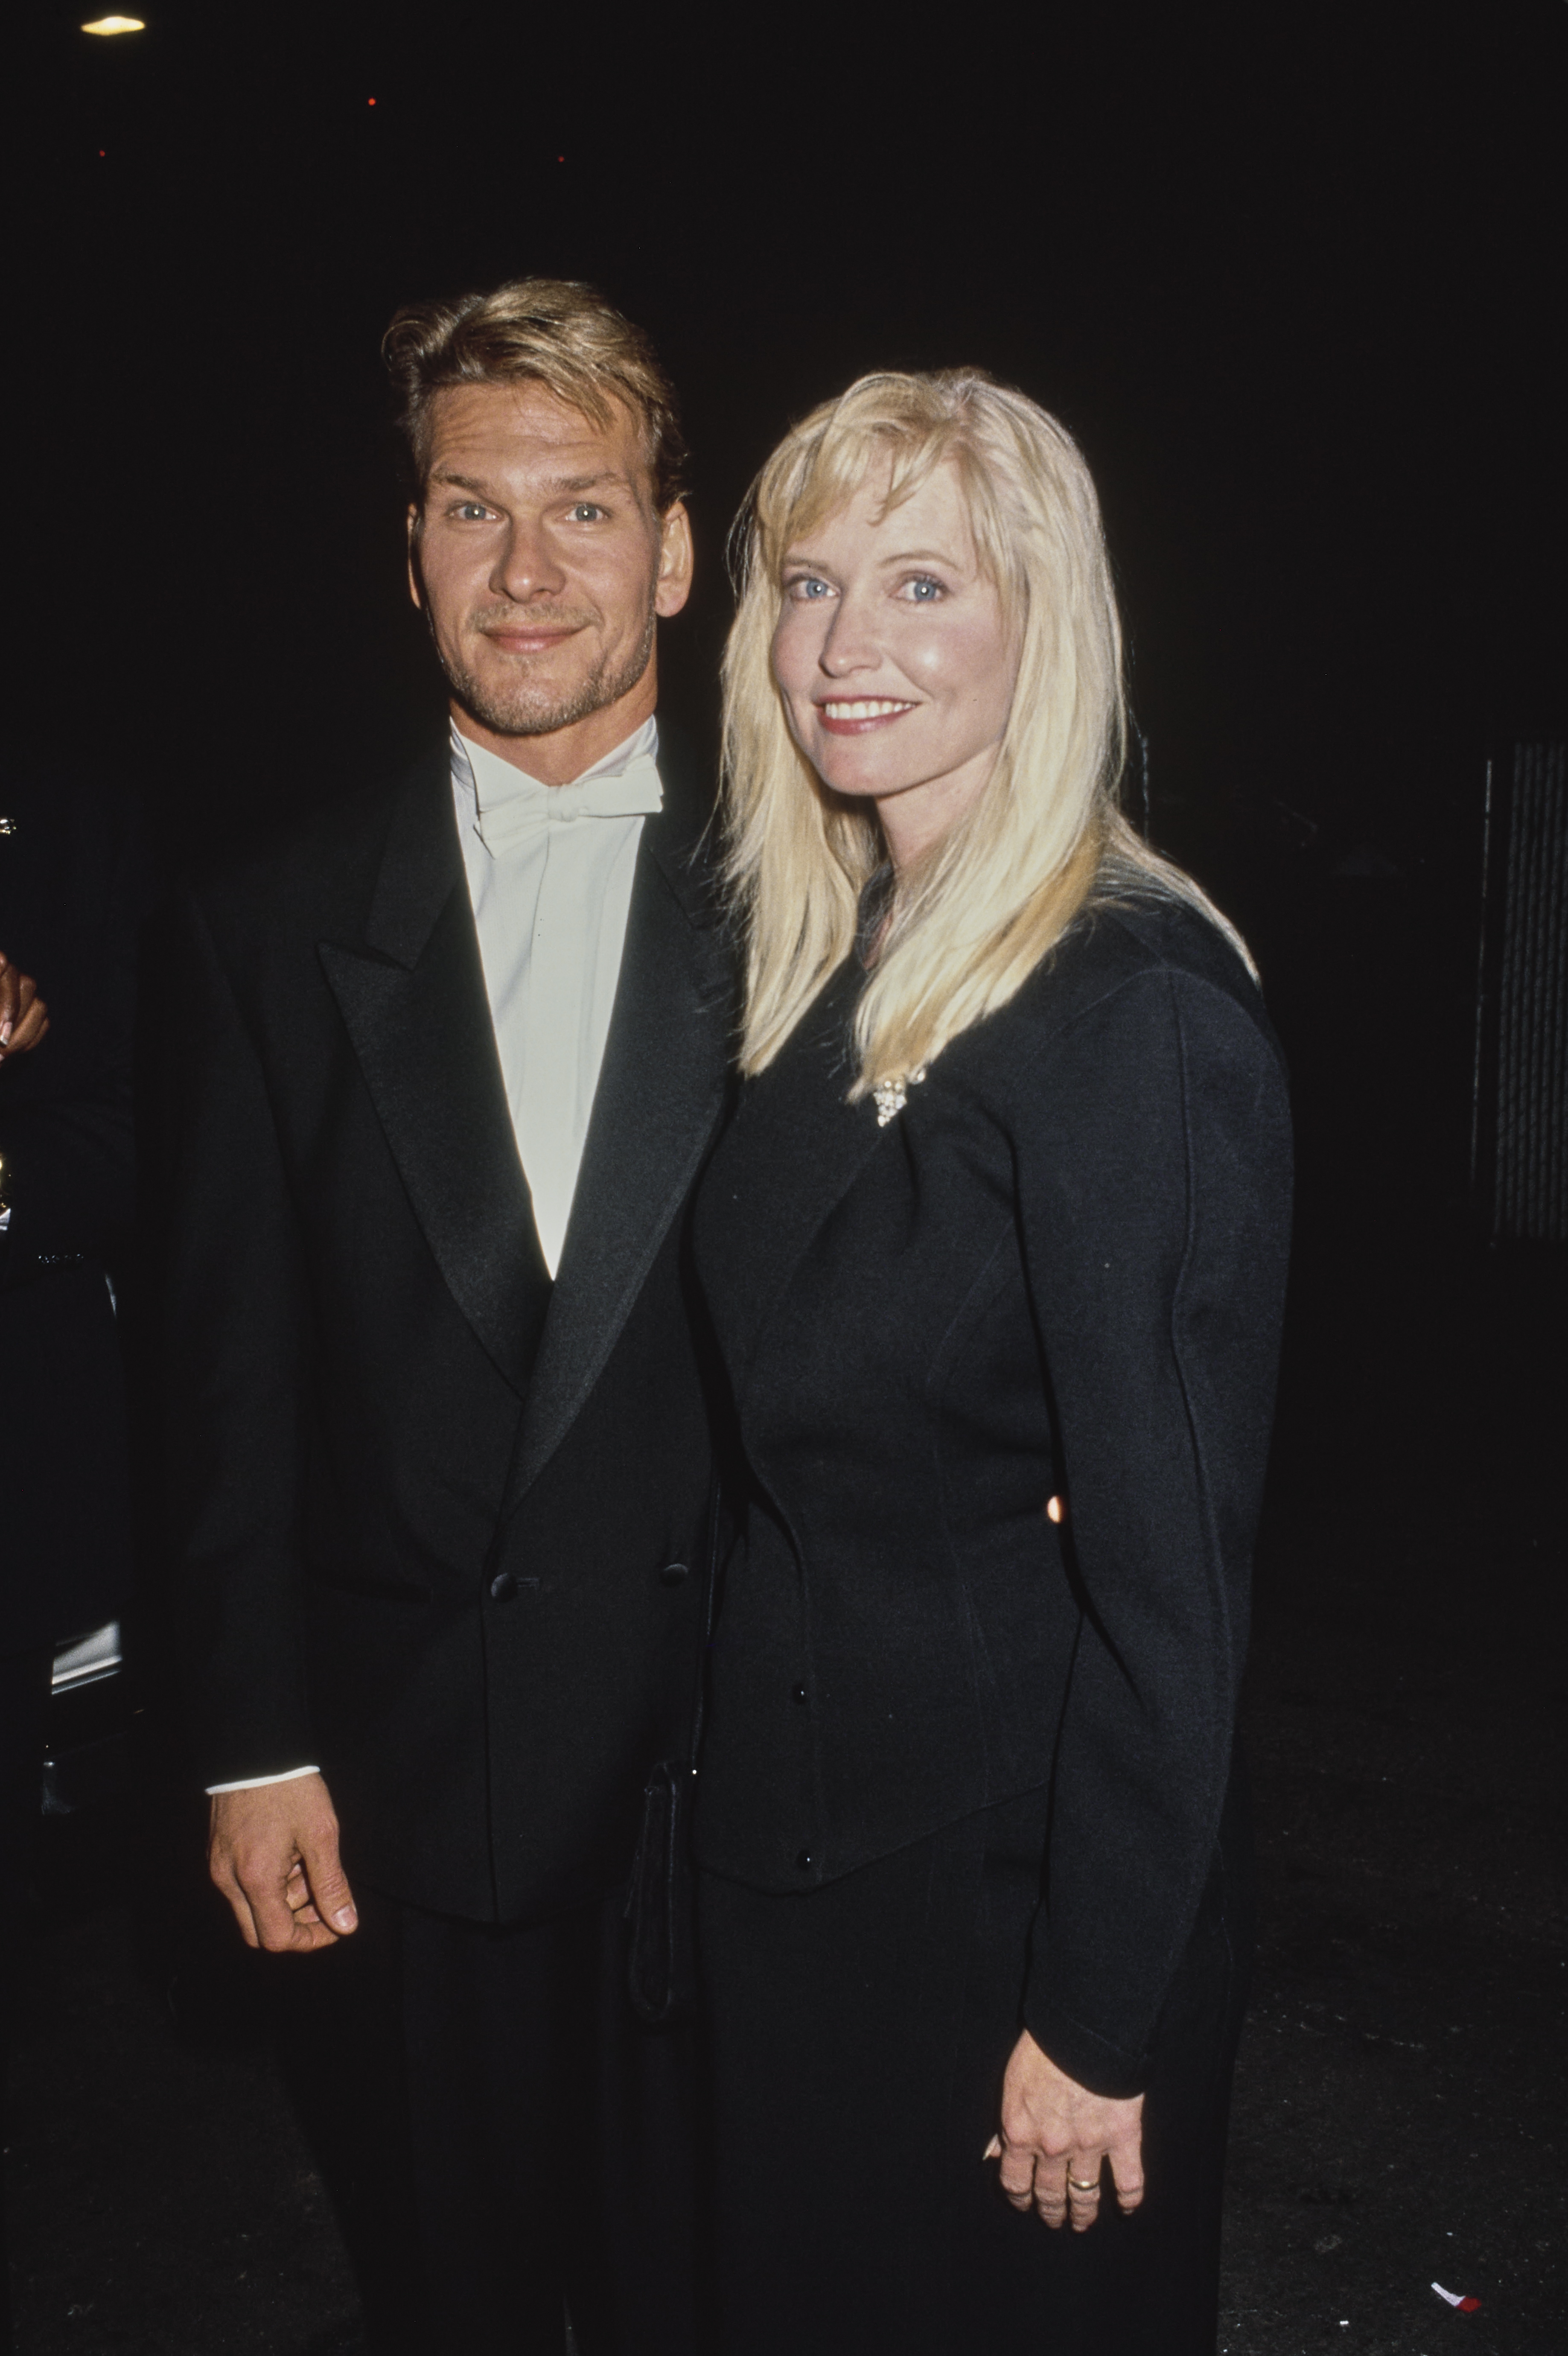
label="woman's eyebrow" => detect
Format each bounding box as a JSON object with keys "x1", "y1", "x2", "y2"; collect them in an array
[
  {"x1": 781, "y1": 544, "x2": 965, "y2": 571},
  {"x1": 877, "y1": 546, "x2": 963, "y2": 569}
]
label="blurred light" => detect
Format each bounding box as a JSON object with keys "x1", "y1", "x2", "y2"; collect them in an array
[
  {"x1": 52, "y1": 1622, "x2": 123, "y2": 1693},
  {"x1": 82, "y1": 15, "x2": 146, "y2": 30},
  {"x1": 368, "y1": 96, "x2": 377, "y2": 106}
]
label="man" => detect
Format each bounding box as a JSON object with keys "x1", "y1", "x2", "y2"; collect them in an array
[{"x1": 161, "y1": 281, "x2": 731, "y2": 2355}]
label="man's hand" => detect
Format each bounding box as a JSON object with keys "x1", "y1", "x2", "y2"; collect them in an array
[
  {"x1": 208, "y1": 1773, "x2": 359, "y2": 1954},
  {"x1": 0, "y1": 952, "x2": 48, "y2": 1061},
  {"x1": 984, "y1": 2028, "x2": 1145, "y2": 2231}
]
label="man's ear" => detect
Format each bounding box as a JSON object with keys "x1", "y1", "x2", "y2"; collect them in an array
[
  {"x1": 405, "y1": 504, "x2": 424, "y2": 609},
  {"x1": 654, "y1": 499, "x2": 694, "y2": 620}
]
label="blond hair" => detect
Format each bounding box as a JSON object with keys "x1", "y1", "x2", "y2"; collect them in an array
[
  {"x1": 722, "y1": 368, "x2": 1250, "y2": 1095},
  {"x1": 383, "y1": 276, "x2": 687, "y2": 513}
]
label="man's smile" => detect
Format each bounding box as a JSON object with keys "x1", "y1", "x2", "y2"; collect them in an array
[{"x1": 477, "y1": 621, "x2": 586, "y2": 656}]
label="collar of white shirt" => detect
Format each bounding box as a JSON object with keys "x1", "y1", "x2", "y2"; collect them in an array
[{"x1": 450, "y1": 717, "x2": 663, "y2": 857}]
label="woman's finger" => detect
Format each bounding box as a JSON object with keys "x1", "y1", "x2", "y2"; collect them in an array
[
  {"x1": 996, "y1": 2137, "x2": 1037, "y2": 2210},
  {"x1": 1032, "y1": 2153, "x2": 1070, "y2": 2228},
  {"x1": 1108, "y1": 2136, "x2": 1146, "y2": 2213},
  {"x1": 8, "y1": 997, "x2": 48, "y2": 1054},
  {"x1": 1065, "y1": 2153, "x2": 1105, "y2": 2231},
  {"x1": 0, "y1": 973, "x2": 47, "y2": 1058}
]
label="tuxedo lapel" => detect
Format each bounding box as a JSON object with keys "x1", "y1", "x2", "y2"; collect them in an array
[
  {"x1": 694, "y1": 957, "x2": 885, "y2": 1396},
  {"x1": 318, "y1": 747, "x2": 549, "y2": 1396},
  {"x1": 504, "y1": 800, "x2": 732, "y2": 1508}
]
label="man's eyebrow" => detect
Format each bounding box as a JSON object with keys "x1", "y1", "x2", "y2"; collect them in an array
[
  {"x1": 428, "y1": 471, "x2": 496, "y2": 498},
  {"x1": 426, "y1": 468, "x2": 633, "y2": 498}
]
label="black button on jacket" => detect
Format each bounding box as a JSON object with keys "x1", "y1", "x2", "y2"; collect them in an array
[{"x1": 691, "y1": 895, "x2": 1292, "y2": 2093}]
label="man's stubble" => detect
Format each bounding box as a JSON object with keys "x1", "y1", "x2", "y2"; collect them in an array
[{"x1": 435, "y1": 597, "x2": 658, "y2": 742}]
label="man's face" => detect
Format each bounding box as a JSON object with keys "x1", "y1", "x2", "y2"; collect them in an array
[{"x1": 409, "y1": 380, "x2": 691, "y2": 749}]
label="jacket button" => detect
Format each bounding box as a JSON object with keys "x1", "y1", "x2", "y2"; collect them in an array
[
  {"x1": 658, "y1": 1561, "x2": 690, "y2": 1586},
  {"x1": 489, "y1": 1571, "x2": 518, "y2": 1602},
  {"x1": 796, "y1": 1850, "x2": 814, "y2": 1871},
  {"x1": 790, "y1": 1684, "x2": 808, "y2": 1705}
]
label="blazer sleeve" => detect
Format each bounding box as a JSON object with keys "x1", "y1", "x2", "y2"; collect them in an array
[
  {"x1": 156, "y1": 895, "x2": 316, "y2": 1786},
  {"x1": 1013, "y1": 960, "x2": 1291, "y2": 2096}
]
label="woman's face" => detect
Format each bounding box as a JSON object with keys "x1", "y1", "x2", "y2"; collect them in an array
[{"x1": 772, "y1": 459, "x2": 1018, "y2": 869}]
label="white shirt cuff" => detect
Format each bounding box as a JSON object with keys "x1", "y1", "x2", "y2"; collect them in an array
[{"x1": 206, "y1": 1764, "x2": 321, "y2": 1795}]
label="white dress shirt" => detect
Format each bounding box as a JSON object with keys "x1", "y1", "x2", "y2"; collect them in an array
[
  {"x1": 449, "y1": 716, "x2": 662, "y2": 1277},
  {"x1": 206, "y1": 717, "x2": 663, "y2": 1796}
]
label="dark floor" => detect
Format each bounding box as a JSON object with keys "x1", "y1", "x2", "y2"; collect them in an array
[{"x1": 5, "y1": 1243, "x2": 1565, "y2": 2355}]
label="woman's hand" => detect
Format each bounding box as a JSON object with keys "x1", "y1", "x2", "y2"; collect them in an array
[
  {"x1": 0, "y1": 953, "x2": 48, "y2": 1062},
  {"x1": 984, "y1": 2028, "x2": 1145, "y2": 2230}
]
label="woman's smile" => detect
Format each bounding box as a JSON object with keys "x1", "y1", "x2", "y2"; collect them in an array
[{"x1": 815, "y1": 697, "x2": 919, "y2": 732}]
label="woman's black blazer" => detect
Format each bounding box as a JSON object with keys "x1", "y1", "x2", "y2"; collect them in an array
[{"x1": 691, "y1": 893, "x2": 1292, "y2": 2096}]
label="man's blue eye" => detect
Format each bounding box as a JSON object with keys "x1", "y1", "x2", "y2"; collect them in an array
[{"x1": 571, "y1": 504, "x2": 604, "y2": 522}]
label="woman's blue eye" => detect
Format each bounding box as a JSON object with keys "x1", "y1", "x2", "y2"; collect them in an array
[
  {"x1": 798, "y1": 577, "x2": 830, "y2": 598},
  {"x1": 909, "y1": 577, "x2": 941, "y2": 601}
]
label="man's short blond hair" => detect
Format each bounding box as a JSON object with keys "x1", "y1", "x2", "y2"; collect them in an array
[{"x1": 383, "y1": 277, "x2": 688, "y2": 512}]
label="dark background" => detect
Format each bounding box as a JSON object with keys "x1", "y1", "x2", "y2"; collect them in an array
[
  {"x1": 6, "y1": 4, "x2": 1565, "y2": 2352},
  {"x1": 12, "y1": 2, "x2": 1565, "y2": 1233},
  {"x1": 17, "y1": 2, "x2": 1564, "y2": 844}
]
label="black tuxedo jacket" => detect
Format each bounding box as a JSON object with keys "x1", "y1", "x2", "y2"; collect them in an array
[
  {"x1": 0, "y1": 763, "x2": 141, "y2": 1656},
  {"x1": 691, "y1": 896, "x2": 1292, "y2": 2094},
  {"x1": 160, "y1": 731, "x2": 732, "y2": 1923}
]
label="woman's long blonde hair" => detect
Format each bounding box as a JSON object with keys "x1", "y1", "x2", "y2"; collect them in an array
[{"x1": 721, "y1": 368, "x2": 1250, "y2": 1096}]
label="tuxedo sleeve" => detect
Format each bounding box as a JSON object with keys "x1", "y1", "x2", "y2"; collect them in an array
[
  {"x1": 1014, "y1": 963, "x2": 1292, "y2": 2096},
  {"x1": 158, "y1": 895, "x2": 317, "y2": 1787}
]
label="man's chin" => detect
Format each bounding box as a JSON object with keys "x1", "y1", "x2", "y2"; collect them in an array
[
  {"x1": 448, "y1": 670, "x2": 604, "y2": 742},
  {"x1": 440, "y1": 619, "x2": 653, "y2": 744}
]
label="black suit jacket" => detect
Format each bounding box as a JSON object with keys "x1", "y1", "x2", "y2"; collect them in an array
[
  {"x1": 690, "y1": 895, "x2": 1292, "y2": 2094},
  {"x1": 160, "y1": 732, "x2": 732, "y2": 1923},
  {"x1": 0, "y1": 764, "x2": 141, "y2": 1656}
]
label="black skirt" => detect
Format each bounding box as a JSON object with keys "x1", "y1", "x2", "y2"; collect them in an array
[{"x1": 696, "y1": 1783, "x2": 1250, "y2": 2356}]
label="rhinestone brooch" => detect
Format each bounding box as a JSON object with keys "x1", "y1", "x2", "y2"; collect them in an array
[{"x1": 872, "y1": 1067, "x2": 927, "y2": 1127}]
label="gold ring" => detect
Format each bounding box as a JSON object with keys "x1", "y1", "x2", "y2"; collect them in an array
[{"x1": 1067, "y1": 2174, "x2": 1101, "y2": 2194}]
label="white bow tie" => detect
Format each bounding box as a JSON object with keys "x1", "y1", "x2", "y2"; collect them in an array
[{"x1": 472, "y1": 750, "x2": 663, "y2": 858}]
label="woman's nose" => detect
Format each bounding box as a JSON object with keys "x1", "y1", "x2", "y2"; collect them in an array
[{"x1": 817, "y1": 595, "x2": 880, "y2": 676}]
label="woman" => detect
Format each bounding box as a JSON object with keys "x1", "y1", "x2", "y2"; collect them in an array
[{"x1": 690, "y1": 371, "x2": 1291, "y2": 2354}]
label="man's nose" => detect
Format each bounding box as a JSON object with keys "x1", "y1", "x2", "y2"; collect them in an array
[{"x1": 491, "y1": 519, "x2": 568, "y2": 603}]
